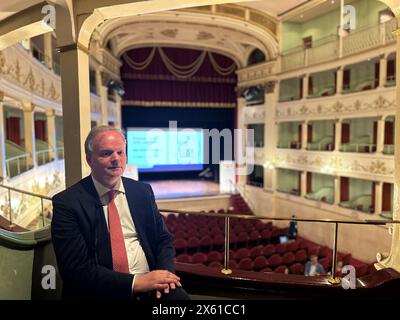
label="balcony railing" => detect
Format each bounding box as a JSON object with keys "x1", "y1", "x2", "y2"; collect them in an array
[
  {"x1": 0, "y1": 184, "x2": 52, "y2": 230},
  {"x1": 36, "y1": 149, "x2": 53, "y2": 166},
  {"x1": 6, "y1": 154, "x2": 30, "y2": 178},
  {"x1": 281, "y1": 18, "x2": 397, "y2": 72}
]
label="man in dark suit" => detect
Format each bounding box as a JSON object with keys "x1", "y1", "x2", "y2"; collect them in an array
[{"x1": 51, "y1": 126, "x2": 189, "y2": 300}]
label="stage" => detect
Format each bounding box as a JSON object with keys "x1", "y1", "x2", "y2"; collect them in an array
[
  {"x1": 149, "y1": 180, "x2": 224, "y2": 199},
  {"x1": 148, "y1": 180, "x2": 231, "y2": 213}
]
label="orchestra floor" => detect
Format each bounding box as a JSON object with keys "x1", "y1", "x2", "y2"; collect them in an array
[{"x1": 148, "y1": 180, "x2": 223, "y2": 199}]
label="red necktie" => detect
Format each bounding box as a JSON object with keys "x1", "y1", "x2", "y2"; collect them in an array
[{"x1": 107, "y1": 190, "x2": 129, "y2": 273}]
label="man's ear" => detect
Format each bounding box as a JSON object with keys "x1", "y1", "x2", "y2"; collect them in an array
[{"x1": 86, "y1": 154, "x2": 91, "y2": 167}]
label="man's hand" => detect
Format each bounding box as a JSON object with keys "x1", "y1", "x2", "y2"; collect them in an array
[{"x1": 133, "y1": 270, "x2": 182, "y2": 297}]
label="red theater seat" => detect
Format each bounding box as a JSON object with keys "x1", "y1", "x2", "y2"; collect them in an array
[
  {"x1": 176, "y1": 254, "x2": 191, "y2": 263},
  {"x1": 249, "y1": 245, "x2": 264, "y2": 258},
  {"x1": 238, "y1": 257, "x2": 254, "y2": 271},
  {"x1": 234, "y1": 248, "x2": 250, "y2": 260},
  {"x1": 253, "y1": 256, "x2": 268, "y2": 271},
  {"x1": 192, "y1": 252, "x2": 208, "y2": 265},
  {"x1": 207, "y1": 251, "x2": 223, "y2": 263},
  {"x1": 290, "y1": 263, "x2": 305, "y2": 275},
  {"x1": 268, "y1": 254, "x2": 283, "y2": 268},
  {"x1": 295, "y1": 249, "x2": 308, "y2": 263},
  {"x1": 262, "y1": 244, "x2": 275, "y2": 258},
  {"x1": 282, "y1": 252, "x2": 295, "y2": 266},
  {"x1": 274, "y1": 265, "x2": 288, "y2": 274}
]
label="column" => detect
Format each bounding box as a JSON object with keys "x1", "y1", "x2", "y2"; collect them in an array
[
  {"x1": 375, "y1": 181, "x2": 383, "y2": 215},
  {"x1": 338, "y1": 0, "x2": 344, "y2": 58},
  {"x1": 59, "y1": 45, "x2": 91, "y2": 187},
  {"x1": 301, "y1": 121, "x2": 308, "y2": 150},
  {"x1": 336, "y1": 67, "x2": 343, "y2": 95},
  {"x1": 236, "y1": 94, "x2": 247, "y2": 183},
  {"x1": 379, "y1": 55, "x2": 388, "y2": 88},
  {"x1": 96, "y1": 70, "x2": 108, "y2": 125},
  {"x1": 334, "y1": 119, "x2": 342, "y2": 151},
  {"x1": 0, "y1": 92, "x2": 7, "y2": 178},
  {"x1": 43, "y1": 32, "x2": 53, "y2": 70},
  {"x1": 300, "y1": 171, "x2": 307, "y2": 197},
  {"x1": 46, "y1": 109, "x2": 56, "y2": 161},
  {"x1": 264, "y1": 81, "x2": 278, "y2": 192},
  {"x1": 334, "y1": 176, "x2": 340, "y2": 205},
  {"x1": 302, "y1": 75, "x2": 308, "y2": 99},
  {"x1": 115, "y1": 93, "x2": 122, "y2": 129},
  {"x1": 22, "y1": 102, "x2": 36, "y2": 168},
  {"x1": 376, "y1": 116, "x2": 385, "y2": 153}
]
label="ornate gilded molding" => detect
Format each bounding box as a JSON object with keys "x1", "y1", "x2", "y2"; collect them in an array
[
  {"x1": 183, "y1": 4, "x2": 277, "y2": 37},
  {"x1": 237, "y1": 61, "x2": 277, "y2": 87},
  {"x1": 244, "y1": 105, "x2": 265, "y2": 123},
  {"x1": 0, "y1": 45, "x2": 61, "y2": 102},
  {"x1": 123, "y1": 100, "x2": 235, "y2": 108},
  {"x1": 276, "y1": 90, "x2": 396, "y2": 120},
  {"x1": 275, "y1": 150, "x2": 394, "y2": 179}
]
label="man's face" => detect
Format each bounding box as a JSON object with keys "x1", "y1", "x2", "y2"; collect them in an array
[
  {"x1": 86, "y1": 130, "x2": 126, "y2": 187},
  {"x1": 311, "y1": 256, "x2": 318, "y2": 265}
]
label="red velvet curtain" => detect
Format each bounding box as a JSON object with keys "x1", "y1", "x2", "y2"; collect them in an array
[
  {"x1": 384, "y1": 121, "x2": 394, "y2": 144},
  {"x1": 340, "y1": 177, "x2": 349, "y2": 202},
  {"x1": 121, "y1": 47, "x2": 237, "y2": 106},
  {"x1": 307, "y1": 124, "x2": 313, "y2": 143},
  {"x1": 371, "y1": 182, "x2": 376, "y2": 212},
  {"x1": 306, "y1": 172, "x2": 312, "y2": 193},
  {"x1": 298, "y1": 125, "x2": 302, "y2": 143},
  {"x1": 341, "y1": 123, "x2": 350, "y2": 143},
  {"x1": 382, "y1": 183, "x2": 392, "y2": 211},
  {"x1": 6, "y1": 117, "x2": 21, "y2": 145},
  {"x1": 35, "y1": 120, "x2": 46, "y2": 141}
]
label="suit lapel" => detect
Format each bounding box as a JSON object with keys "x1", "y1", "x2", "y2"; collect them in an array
[
  {"x1": 122, "y1": 178, "x2": 154, "y2": 268},
  {"x1": 79, "y1": 176, "x2": 113, "y2": 269}
]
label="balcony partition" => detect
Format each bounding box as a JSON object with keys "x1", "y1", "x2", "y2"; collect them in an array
[
  {"x1": 276, "y1": 168, "x2": 301, "y2": 196},
  {"x1": 339, "y1": 118, "x2": 377, "y2": 153},
  {"x1": 339, "y1": 177, "x2": 374, "y2": 213},
  {"x1": 306, "y1": 120, "x2": 335, "y2": 151},
  {"x1": 277, "y1": 121, "x2": 302, "y2": 149},
  {"x1": 304, "y1": 172, "x2": 334, "y2": 204}
]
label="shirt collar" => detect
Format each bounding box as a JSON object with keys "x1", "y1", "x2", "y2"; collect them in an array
[{"x1": 91, "y1": 175, "x2": 125, "y2": 202}]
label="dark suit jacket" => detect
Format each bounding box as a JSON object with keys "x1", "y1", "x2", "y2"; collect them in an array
[{"x1": 51, "y1": 176, "x2": 175, "y2": 299}]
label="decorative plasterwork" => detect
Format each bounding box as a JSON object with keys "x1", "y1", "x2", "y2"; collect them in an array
[
  {"x1": 100, "y1": 48, "x2": 122, "y2": 80},
  {"x1": 237, "y1": 61, "x2": 277, "y2": 87},
  {"x1": 244, "y1": 105, "x2": 265, "y2": 124},
  {"x1": 185, "y1": 4, "x2": 278, "y2": 37},
  {"x1": 0, "y1": 46, "x2": 61, "y2": 102},
  {"x1": 275, "y1": 149, "x2": 394, "y2": 181},
  {"x1": 98, "y1": 9, "x2": 279, "y2": 68},
  {"x1": 276, "y1": 88, "x2": 396, "y2": 121}
]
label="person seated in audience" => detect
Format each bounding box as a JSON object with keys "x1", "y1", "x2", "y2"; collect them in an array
[
  {"x1": 334, "y1": 260, "x2": 344, "y2": 277},
  {"x1": 304, "y1": 254, "x2": 325, "y2": 276},
  {"x1": 288, "y1": 215, "x2": 298, "y2": 241}
]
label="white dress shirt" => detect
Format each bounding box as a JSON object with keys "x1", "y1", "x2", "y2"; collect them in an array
[{"x1": 91, "y1": 176, "x2": 150, "y2": 289}]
